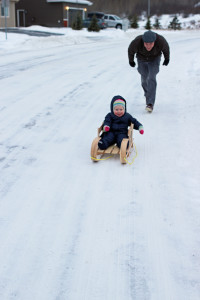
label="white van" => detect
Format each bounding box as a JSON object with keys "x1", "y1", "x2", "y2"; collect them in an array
[{"x1": 103, "y1": 14, "x2": 123, "y2": 29}]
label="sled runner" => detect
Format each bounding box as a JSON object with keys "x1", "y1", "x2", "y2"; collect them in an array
[{"x1": 91, "y1": 123, "x2": 134, "y2": 164}]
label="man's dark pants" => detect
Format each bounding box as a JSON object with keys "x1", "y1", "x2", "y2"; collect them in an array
[{"x1": 137, "y1": 56, "x2": 161, "y2": 106}]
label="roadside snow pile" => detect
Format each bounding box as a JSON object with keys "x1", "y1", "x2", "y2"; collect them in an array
[
  {"x1": 178, "y1": 14, "x2": 200, "y2": 29},
  {"x1": 0, "y1": 27, "x2": 127, "y2": 51}
]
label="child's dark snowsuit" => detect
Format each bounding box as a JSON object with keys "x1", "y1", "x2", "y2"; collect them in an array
[{"x1": 98, "y1": 95, "x2": 143, "y2": 150}]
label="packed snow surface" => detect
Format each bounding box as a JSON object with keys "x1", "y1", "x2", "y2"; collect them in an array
[{"x1": 0, "y1": 26, "x2": 200, "y2": 300}]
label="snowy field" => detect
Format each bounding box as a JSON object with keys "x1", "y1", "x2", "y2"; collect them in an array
[{"x1": 0, "y1": 25, "x2": 200, "y2": 300}]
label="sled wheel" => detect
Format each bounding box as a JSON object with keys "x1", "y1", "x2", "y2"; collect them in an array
[
  {"x1": 91, "y1": 137, "x2": 101, "y2": 162},
  {"x1": 120, "y1": 138, "x2": 129, "y2": 164}
]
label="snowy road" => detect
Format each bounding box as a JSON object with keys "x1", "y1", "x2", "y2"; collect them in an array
[{"x1": 0, "y1": 29, "x2": 200, "y2": 300}]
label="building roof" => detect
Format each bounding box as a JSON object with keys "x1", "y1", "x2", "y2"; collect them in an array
[{"x1": 46, "y1": 0, "x2": 93, "y2": 6}]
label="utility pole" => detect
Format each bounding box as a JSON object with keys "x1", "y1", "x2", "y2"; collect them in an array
[
  {"x1": 2, "y1": 0, "x2": 10, "y2": 40},
  {"x1": 148, "y1": 0, "x2": 151, "y2": 17}
]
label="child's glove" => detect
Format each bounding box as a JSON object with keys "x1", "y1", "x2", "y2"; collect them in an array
[
  {"x1": 139, "y1": 126, "x2": 144, "y2": 135},
  {"x1": 103, "y1": 125, "x2": 110, "y2": 132}
]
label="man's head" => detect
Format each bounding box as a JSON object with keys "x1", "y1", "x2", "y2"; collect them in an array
[{"x1": 142, "y1": 30, "x2": 156, "y2": 51}]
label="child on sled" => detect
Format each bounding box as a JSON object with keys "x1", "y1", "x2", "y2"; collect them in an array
[{"x1": 98, "y1": 95, "x2": 144, "y2": 150}]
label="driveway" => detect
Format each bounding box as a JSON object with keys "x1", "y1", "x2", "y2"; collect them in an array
[{"x1": 0, "y1": 28, "x2": 64, "y2": 37}]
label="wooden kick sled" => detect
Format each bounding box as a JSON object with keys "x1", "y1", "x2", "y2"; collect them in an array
[{"x1": 91, "y1": 123, "x2": 134, "y2": 164}]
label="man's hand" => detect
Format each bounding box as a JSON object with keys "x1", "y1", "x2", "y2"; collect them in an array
[
  {"x1": 129, "y1": 61, "x2": 136, "y2": 67},
  {"x1": 163, "y1": 59, "x2": 169, "y2": 66}
]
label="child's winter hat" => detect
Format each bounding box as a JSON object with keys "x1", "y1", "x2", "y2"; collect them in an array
[{"x1": 113, "y1": 99, "x2": 125, "y2": 109}]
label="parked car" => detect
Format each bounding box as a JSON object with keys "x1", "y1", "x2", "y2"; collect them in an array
[
  {"x1": 103, "y1": 14, "x2": 123, "y2": 29},
  {"x1": 82, "y1": 17, "x2": 107, "y2": 30},
  {"x1": 83, "y1": 12, "x2": 123, "y2": 30}
]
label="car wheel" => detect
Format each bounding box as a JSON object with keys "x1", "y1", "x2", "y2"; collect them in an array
[{"x1": 116, "y1": 24, "x2": 122, "y2": 29}]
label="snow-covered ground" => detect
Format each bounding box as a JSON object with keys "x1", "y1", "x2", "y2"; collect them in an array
[{"x1": 0, "y1": 26, "x2": 200, "y2": 300}]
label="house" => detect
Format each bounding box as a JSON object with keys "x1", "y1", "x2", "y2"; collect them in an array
[
  {"x1": 0, "y1": 0, "x2": 19, "y2": 27},
  {"x1": 15, "y1": 0, "x2": 93, "y2": 28}
]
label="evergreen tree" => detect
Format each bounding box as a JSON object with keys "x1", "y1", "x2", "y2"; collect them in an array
[
  {"x1": 168, "y1": 15, "x2": 182, "y2": 30},
  {"x1": 153, "y1": 17, "x2": 161, "y2": 29},
  {"x1": 131, "y1": 15, "x2": 139, "y2": 29},
  {"x1": 88, "y1": 15, "x2": 100, "y2": 32},
  {"x1": 145, "y1": 17, "x2": 152, "y2": 30},
  {"x1": 72, "y1": 13, "x2": 83, "y2": 30}
]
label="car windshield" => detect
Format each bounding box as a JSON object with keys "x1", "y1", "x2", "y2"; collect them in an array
[{"x1": 113, "y1": 15, "x2": 121, "y2": 20}]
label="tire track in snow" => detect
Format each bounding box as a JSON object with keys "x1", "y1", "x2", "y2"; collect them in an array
[
  {"x1": 132, "y1": 123, "x2": 176, "y2": 300},
  {"x1": 0, "y1": 54, "x2": 55, "y2": 80}
]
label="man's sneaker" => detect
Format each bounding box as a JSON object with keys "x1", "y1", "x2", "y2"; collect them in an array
[{"x1": 146, "y1": 104, "x2": 153, "y2": 113}]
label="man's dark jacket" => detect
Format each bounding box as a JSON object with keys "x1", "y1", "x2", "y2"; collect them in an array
[{"x1": 128, "y1": 33, "x2": 170, "y2": 63}]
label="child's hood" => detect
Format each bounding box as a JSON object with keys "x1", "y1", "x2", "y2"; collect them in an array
[{"x1": 110, "y1": 95, "x2": 127, "y2": 114}]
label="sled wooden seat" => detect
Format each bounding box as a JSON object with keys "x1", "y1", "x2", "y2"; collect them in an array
[{"x1": 91, "y1": 123, "x2": 134, "y2": 164}]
